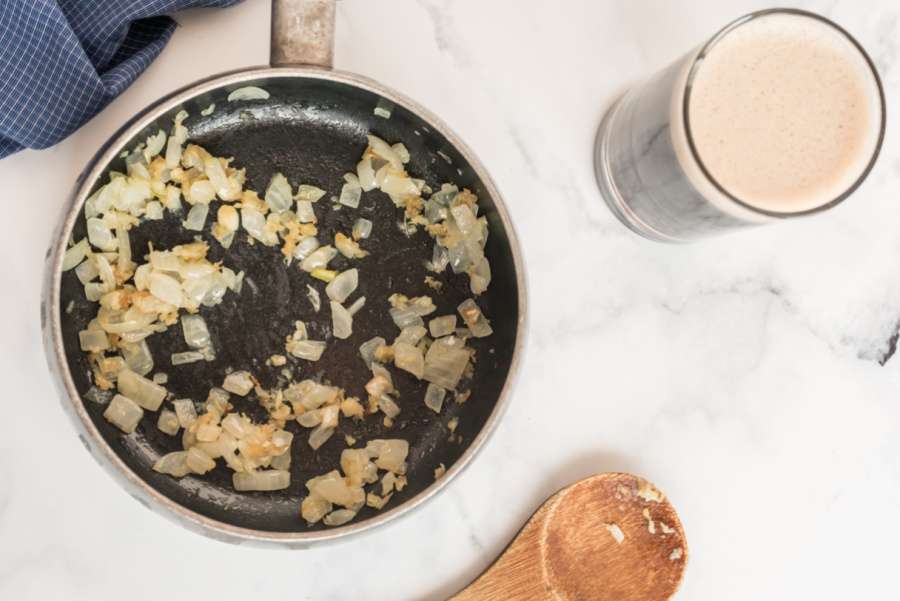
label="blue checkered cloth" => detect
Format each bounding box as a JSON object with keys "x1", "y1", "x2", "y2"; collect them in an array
[{"x1": 0, "y1": 0, "x2": 242, "y2": 158}]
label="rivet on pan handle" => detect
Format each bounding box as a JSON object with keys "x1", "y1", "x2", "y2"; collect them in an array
[{"x1": 270, "y1": 0, "x2": 336, "y2": 68}]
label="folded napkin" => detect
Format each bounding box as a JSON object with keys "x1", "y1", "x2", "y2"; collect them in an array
[{"x1": 0, "y1": 0, "x2": 242, "y2": 159}]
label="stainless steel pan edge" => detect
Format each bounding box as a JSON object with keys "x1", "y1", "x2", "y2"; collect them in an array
[{"x1": 41, "y1": 0, "x2": 528, "y2": 548}]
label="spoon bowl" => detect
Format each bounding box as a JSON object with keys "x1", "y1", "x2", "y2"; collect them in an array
[{"x1": 453, "y1": 473, "x2": 687, "y2": 601}]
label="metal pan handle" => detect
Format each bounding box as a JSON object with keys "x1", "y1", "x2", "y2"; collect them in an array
[{"x1": 270, "y1": 0, "x2": 335, "y2": 68}]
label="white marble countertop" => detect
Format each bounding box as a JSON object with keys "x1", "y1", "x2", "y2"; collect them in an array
[{"x1": 2, "y1": 0, "x2": 899, "y2": 599}]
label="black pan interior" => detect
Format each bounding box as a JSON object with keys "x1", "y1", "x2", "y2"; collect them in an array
[{"x1": 59, "y1": 75, "x2": 519, "y2": 533}]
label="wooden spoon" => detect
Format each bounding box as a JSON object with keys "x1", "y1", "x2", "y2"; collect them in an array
[{"x1": 451, "y1": 473, "x2": 687, "y2": 601}]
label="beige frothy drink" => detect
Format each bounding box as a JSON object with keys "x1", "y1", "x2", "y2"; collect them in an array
[{"x1": 681, "y1": 13, "x2": 883, "y2": 213}]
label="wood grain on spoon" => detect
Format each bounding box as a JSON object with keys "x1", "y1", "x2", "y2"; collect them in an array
[{"x1": 451, "y1": 473, "x2": 687, "y2": 601}]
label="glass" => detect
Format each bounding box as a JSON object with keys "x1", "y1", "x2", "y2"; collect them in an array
[{"x1": 593, "y1": 9, "x2": 886, "y2": 243}]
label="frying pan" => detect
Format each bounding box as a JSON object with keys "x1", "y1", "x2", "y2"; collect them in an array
[{"x1": 40, "y1": 0, "x2": 525, "y2": 546}]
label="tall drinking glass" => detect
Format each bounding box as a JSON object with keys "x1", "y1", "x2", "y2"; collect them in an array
[{"x1": 594, "y1": 9, "x2": 886, "y2": 243}]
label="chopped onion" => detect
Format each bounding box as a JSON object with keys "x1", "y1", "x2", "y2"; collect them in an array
[
  {"x1": 367, "y1": 364, "x2": 394, "y2": 397},
  {"x1": 166, "y1": 112, "x2": 187, "y2": 167},
  {"x1": 377, "y1": 394, "x2": 401, "y2": 418},
  {"x1": 331, "y1": 301, "x2": 353, "y2": 339},
  {"x1": 287, "y1": 340, "x2": 326, "y2": 361},
  {"x1": 295, "y1": 184, "x2": 326, "y2": 202},
  {"x1": 149, "y1": 272, "x2": 183, "y2": 307},
  {"x1": 95, "y1": 254, "x2": 116, "y2": 289},
  {"x1": 265, "y1": 172, "x2": 293, "y2": 213},
  {"x1": 153, "y1": 451, "x2": 190, "y2": 477},
  {"x1": 469, "y1": 256, "x2": 491, "y2": 295},
  {"x1": 97, "y1": 306, "x2": 156, "y2": 334},
  {"x1": 233, "y1": 469, "x2": 290, "y2": 491},
  {"x1": 122, "y1": 339, "x2": 154, "y2": 376},
  {"x1": 293, "y1": 236, "x2": 321, "y2": 261},
  {"x1": 325, "y1": 269, "x2": 358, "y2": 303},
  {"x1": 450, "y1": 204, "x2": 479, "y2": 238},
  {"x1": 201, "y1": 103, "x2": 215, "y2": 116},
  {"x1": 171, "y1": 350, "x2": 204, "y2": 365},
  {"x1": 172, "y1": 399, "x2": 198, "y2": 429},
  {"x1": 359, "y1": 336, "x2": 386, "y2": 367},
  {"x1": 157, "y1": 409, "x2": 180, "y2": 435},
  {"x1": 118, "y1": 368, "x2": 167, "y2": 411},
  {"x1": 320, "y1": 404, "x2": 340, "y2": 428},
  {"x1": 429, "y1": 315, "x2": 457, "y2": 338},
  {"x1": 373, "y1": 99, "x2": 393, "y2": 119},
  {"x1": 448, "y1": 240, "x2": 474, "y2": 274},
  {"x1": 145, "y1": 200, "x2": 164, "y2": 220},
  {"x1": 339, "y1": 182, "x2": 362, "y2": 208},
  {"x1": 228, "y1": 86, "x2": 270, "y2": 101},
  {"x1": 84, "y1": 386, "x2": 113, "y2": 405},
  {"x1": 391, "y1": 143, "x2": 410, "y2": 164},
  {"x1": 87, "y1": 217, "x2": 117, "y2": 251},
  {"x1": 311, "y1": 268, "x2": 337, "y2": 282},
  {"x1": 143, "y1": 129, "x2": 167, "y2": 162},
  {"x1": 286, "y1": 381, "x2": 339, "y2": 410},
  {"x1": 430, "y1": 243, "x2": 449, "y2": 272},
  {"x1": 341, "y1": 449, "x2": 377, "y2": 487},
  {"x1": 308, "y1": 424, "x2": 334, "y2": 450},
  {"x1": 63, "y1": 239, "x2": 88, "y2": 271},
  {"x1": 206, "y1": 387, "x2": 230, "y2": 413},
  {"x1": 389, "y1": 306, "x2": 424, "y2": 329},
  {"x1": 103, "y1": 394, "x2": 144, "y2": 433},
  {"x1": 296, "y1": 200, "x2": 316, "y2": 223},
  {"x1": 409, "y1": 296, "x2": 437, "y2": 316},
  {"x1": 241, "y1": 207, "x2": 277, "y2": 245},
  {"x1": 271, "y1": 449, "x2": 291, "y2": 471},
  {"x1": 186, "y1": 447, "x2": 216, "y2": 474},
  {"x1": 217, "y1": 205, "x2": 239, "y2": 232},
  {"x1": 335, "y1": 232, "x2": 368, "y2": 259},
  {"x1": 424, "y1": 199, "x2": 448, "y2": 224},
  {"x1": 367, "y1": 492, "x2": 392, "y2": 509},
  {"x1": 423, "y1": 338, "x2": 471, "y2": 390},
  {"x1": 306, "y1": 284, "x2": 321, "y2": 311},
  {"x1": 196, "y1": 432, "x2": 238, "y2": 460},
  {"x1": 394, "y1": 342, "x2": 424, "y2": 379},
  {"x1": 347, "y1": 296, "x2": 366, "y2": 316},
  {"x1": 356, "y1": 159, "x2": 376, "y2": 191},
  {"x1": 221, "y1": 413, "x2": 249, "y2": 438},
  {"x1": 300, "y1": 245, "x2": 337, "y2": 272},
  {"x1": 84, "y1": 282, "x2": 105, "y2": 302},
  {"x1": 78, "y1": 329, "x2": 109, "y2": 352},
  {"x1": 396, "y1": 325, "x2": 427, "y2": 346},
  {"x1": 366, "y1": 439, "x2": 409, "y2": 473},
  {"x1": 302, "y1": 493, "x2": 333, "y2": 524},
  {"x1": 424, "y1": 383, "x2": 446, "y2": 413},
  {"x1": 307, "y1": 470, "x2": 354, "y2": 505},
  {"x1": 182, "y1": 202, "x2": 208, "y2": 231},
  {"x1": 187, "y1": 179, "x2": 216, "y2": 204},
  {"x1": 458, "y1": 298, "x2": 493, "y2": 338},
  {"x1": 163, "y1": 185, "x2": 182, "y2": 212},
  {"x1": 324, "y1": 509, "x2": 357, "y2": 526},
  {"x1": 223, "y1": 371, "x2": 254, "y2": 396},
  {"x1": 297, "y1": 409, "x2": 323, "y2": 428},
  {"x1": 196, "y1": 422, "x2": 221, "y2": 442},
  {"x1": 381, "y1": 172, "x2": 419, "y2": 198},
  {"x1": 382, "y1": 472, "x2": 397, "y2": 494},
  {"x1": 75, "y1": 259, "x2": 99, "y2": 284},
  {"x1": 367, "y1": 135, "x2": 403, "y2": 170},
  {"x1": 181, "y1": 314, "x2": 210, "y2": 349},
  {"x1": 352, "y1": 218, "x2": 373, "y2": 240}
]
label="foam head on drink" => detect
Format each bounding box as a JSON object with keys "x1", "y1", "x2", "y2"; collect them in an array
[{"x1": 673, "y1": 12, "x2": 883, "y2": 215}]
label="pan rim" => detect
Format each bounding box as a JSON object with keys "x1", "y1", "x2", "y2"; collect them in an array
[{"x1": 42, "y1": 65, "x2": 528, "y2": 546}]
